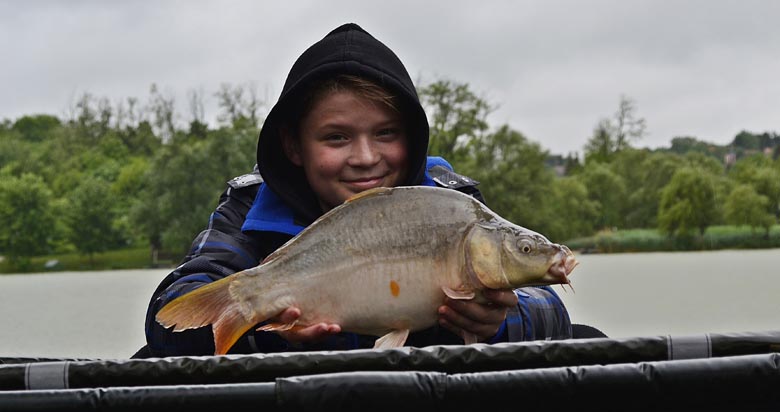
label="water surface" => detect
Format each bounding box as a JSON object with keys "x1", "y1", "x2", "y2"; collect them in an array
[
  {"x1": 559, "y1": 248, "x2": 780, "y2": 338},
  {"x1": 0, "y1": 249, "x2": 778, "y2": 359},
  {"x1": 0, "y1": 269, "x2": 167, "y2": 359}
]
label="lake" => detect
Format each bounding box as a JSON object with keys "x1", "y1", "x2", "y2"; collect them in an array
[{"x1": 0, "y1": 249, "x2": 778, "y2": 359}]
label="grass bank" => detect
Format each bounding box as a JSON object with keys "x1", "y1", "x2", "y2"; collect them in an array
[
  {"x1": 3, "y1": 225, "x2": 780, "y2": 273},
  {"x1": 565, "y1": 225, "x2": 780, "y2": 253},
  {"x1": 0, "y1": 247, "x2": 177, "y2": 274}
]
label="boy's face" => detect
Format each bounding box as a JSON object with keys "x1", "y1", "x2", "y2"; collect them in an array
[{"x1": 283, "y1": 90, "x2": 409, "y2": 211}]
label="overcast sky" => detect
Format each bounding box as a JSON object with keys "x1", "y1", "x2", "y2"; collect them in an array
[{"x1": 2, "y1": 0, "x2": 778, "y2": 155}]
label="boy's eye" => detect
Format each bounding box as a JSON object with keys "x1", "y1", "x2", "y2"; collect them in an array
[
  {"x1": 377, "y1": 128, "x2": 399, "y2": 138},
  {"x1": 325, "y1": 134, "x2": 348, "y2": 141}
]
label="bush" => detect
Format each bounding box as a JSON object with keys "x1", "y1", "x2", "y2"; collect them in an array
[
  {"x1": 565, "y1": 225, "x2": 780, "y2": 253},
  {"x1": 0, "y1": 247, "x2": 159, "y2": 274}
]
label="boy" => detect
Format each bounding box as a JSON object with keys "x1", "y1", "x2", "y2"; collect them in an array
[{"x1": 143, "y1": 23, "x2": 571, "y2": 356}]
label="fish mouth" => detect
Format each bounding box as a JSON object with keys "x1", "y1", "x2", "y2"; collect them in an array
[{"x1": 547, "y1": 245, "x2": 578, "y2": 284}]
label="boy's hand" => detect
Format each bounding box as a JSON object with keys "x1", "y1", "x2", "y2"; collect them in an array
[
  {"x1": 270, "y1": 307, "x2": 342, "y2": 343},
  {"x1": 437, "y1": 289, "x2": 517, "y2": 343}
]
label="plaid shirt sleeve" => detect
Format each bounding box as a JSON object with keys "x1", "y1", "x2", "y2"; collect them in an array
[
  {"x1": 144, "y1": 181, "x2": 276, "y2": 356},
  {"x1": 494, "y1": 286, "x2": 573, "y2": 342}
]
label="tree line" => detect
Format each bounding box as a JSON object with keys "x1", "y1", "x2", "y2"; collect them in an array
[
  {"x1": 423, "y1": 80, "x2": 779, "y2": 240},
  {"x1": 1, "y1": 80, "x2": 778, "y2": 269}
]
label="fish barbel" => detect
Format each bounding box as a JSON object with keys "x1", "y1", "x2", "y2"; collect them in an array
[{"x1": 156, "y1": 186, "x2": 578, "y2": 355}]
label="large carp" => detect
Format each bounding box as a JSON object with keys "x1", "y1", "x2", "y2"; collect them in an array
[{"x1": 156, "y1": 186, "x2": 578, "y2": 355}]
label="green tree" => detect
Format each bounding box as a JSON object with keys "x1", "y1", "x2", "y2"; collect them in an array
[
  {"x1": 668, "y1": 136, "x2": 729, "y2": 161},
  {"x1": 669, "y1": 136, "x2": 702, "y2": 154},
  {"x1": 63, "y1": 176, "x2": 123, "y2": 264},
  {"x1": 732, "y1": 131, "x2": 761, "y2": 151},
  {"x1": 724, "y1": 185, "x2": 774, "y2": 236},
  {"x1": 215, "y1": 83, "x2": 264, "y2": 129},
  {"x1": 118, "y1": 120, "x2": 162, "y2": 156},
  {"x1": 612, "y1": 95, "x2": 646, "y2": 152},
  {"x1": 584, "y1": 95, "x2": 646, "y2": 164},
  {"x1": 562, "y1": 152, "x2": 583, "y2": 175},
  {"x1": 146, "y1": 84, "x2": 177, "y2": 143},
  {"x1": 66, "y1": 93, "x2": 114, "y2": 144},
  {"x1": 0, "y1": 173, "x2": 56, "y2": 269},
  {"x1": 583, "y1": 119, "x2": 615, "y2": 164},
  {"x1": 113, "y1": 156, "x2": 152, "y2": 244},
  {"x1": 729, "y1": 155, "x2": 780, "y2": 219},
  {"x1": 658, "y1": 167, "x2": 718, "y2": 237},
  {"x1": 420, "y1": 79, "x2": 492, "y2": 164},
  {"x1": 546, "y1": 177, "x2": 599, "y2": 241},
  {"x1": 460, "y1": 125, "x2": 556, "y2": 236},
  {"x1": 624, "y1": 152, "x2": 684, "y2": 228},
  {"x1": 609, "y1": 149, "x2": 650, "y2": 228},
  {"x1": 11, "y1": 114, "x2": 61, "y2": 142},
  {"x1": 131, "y1": 123, "x2": 258, "y2": 257},
  {"x1": 0, "y1": 132, "x2": 32, "y2": 175},
  {"x1": 576, "y1": 162, "x2": 627, "y2": 230},
  {"x1": 685, "y1": 151, "x2": 731, "y2": 224},
  {"x1": 131, "y1": 142, "x2": 198, "y2": 258},
  {"x1": 684, "y1": 152, "x2": 724, "y2": 175}
]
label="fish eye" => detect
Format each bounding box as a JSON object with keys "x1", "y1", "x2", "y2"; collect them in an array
[{"x1": 517, "y1": 239, "x2": 533, "y2": 254}]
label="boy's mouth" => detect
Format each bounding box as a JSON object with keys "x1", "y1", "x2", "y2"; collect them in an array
[{"x1": 342, "y1": 175, "x2": 386, "y2": 190}]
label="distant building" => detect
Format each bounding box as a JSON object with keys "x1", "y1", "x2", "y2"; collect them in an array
[{"x1": 724, "y1": 152, "x2": 737, "y2": 167}]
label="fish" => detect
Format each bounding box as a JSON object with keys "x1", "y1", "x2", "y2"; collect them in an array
[{"x1": 156, "y1": 186, "x2": 579, "y2": 355}]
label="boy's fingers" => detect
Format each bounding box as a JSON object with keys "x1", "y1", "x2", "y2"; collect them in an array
[
  {"x1": 440, "y1": 296, "x2": 511, "y2": 341},
  {"x1": 482, "y1": 289, "x2": 518, "y2": 307},
  {"x1": 279, "y1": 322, "x2": 342, "y2": 343},
  {"x1": 277, "y1": 307, "x2": 301, "y2": 323},
  {"x1": 439, "y1": 304, "x2": 488, "y2": 337}
]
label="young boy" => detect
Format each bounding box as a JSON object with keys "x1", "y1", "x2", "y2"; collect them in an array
[{"x1": 143, "y1": 23, "x2": 572, "y2": 357}]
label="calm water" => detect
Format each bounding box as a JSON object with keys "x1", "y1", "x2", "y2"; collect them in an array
[
  {"x1": 558, "y1": 248, "x2": 780, "y2": 339},
  {"x1": 0, "y1": 249, "x2": 778, "y2": 359}
]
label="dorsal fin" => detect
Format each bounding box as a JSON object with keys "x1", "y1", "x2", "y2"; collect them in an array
[{"x1": 345, "y1": 187, "x2": 393, "y2": 203}]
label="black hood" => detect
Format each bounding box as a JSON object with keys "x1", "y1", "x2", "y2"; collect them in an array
[{"x1": 256, "y1": 23, "x2": 430, "y2": 224}]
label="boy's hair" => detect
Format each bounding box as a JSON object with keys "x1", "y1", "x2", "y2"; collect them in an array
[{"x1": 285, "y1": 74, "x2": 401, "y2": 135}]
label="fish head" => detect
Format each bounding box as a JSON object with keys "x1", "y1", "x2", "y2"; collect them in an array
[{"x1": 464, "y1": 222, "x2": 578, "y2": 289}]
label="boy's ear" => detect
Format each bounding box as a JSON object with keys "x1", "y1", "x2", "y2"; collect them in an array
[{"x1": 280, "y1": 127, "x2": 302, "y2": 166}]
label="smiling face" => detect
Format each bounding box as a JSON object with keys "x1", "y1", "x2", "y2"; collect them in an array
[{"x1": 283, "y1": 89, "x2": 409, "y2": 211}]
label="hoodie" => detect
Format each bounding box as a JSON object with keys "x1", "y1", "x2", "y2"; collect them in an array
[{"x1": 256, "y1": 23, "x2": 430, "y2": 224}]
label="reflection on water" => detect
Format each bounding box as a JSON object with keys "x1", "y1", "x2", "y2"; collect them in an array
[{"x1": 0, "y1": 249, "x2": 778, "y2": 359}]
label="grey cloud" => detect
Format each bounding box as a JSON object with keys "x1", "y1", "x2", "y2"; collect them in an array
[{"x1": 1, "y1": 0, "x2": 778, "y2": 155}]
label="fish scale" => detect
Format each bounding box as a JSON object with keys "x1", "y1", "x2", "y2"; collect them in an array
[{"x1": 156, "y1": 186, "x2": 578, "y2": 355}]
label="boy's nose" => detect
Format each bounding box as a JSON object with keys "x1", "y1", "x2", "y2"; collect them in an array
[{"x1": 348, "y1": 137, "x2": 380, "y2": 166}]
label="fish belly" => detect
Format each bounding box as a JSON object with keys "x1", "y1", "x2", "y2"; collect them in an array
[{"x1": 285, "y1": 258, "x2": 459, "y2": 337}]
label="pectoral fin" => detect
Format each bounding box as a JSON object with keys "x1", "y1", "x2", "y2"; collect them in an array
[
  {"x1": 256, "y1": 320, "x2": 299, "y2": 332},
  {"x1": 442, "y1": 286, "x2": 475, "y2": 300},
  {"x1": 345, "y1": 187, "x2": 393, "y2": 203},
  {"x1": 462, "y1": 332, "x2": 479, "y2": 345},
  {"x1": 373, "y1": 329, "x2": 410, "y2": 349}
]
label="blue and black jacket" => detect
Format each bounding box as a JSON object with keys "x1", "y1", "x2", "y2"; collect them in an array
[{"x1": 144, "y1": 158, "x2": 572, "y2": 357}]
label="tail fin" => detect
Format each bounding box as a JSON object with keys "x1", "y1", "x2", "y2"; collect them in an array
[{"x1": 156, "y1": 277, "x2": 255, "y2": 355}]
